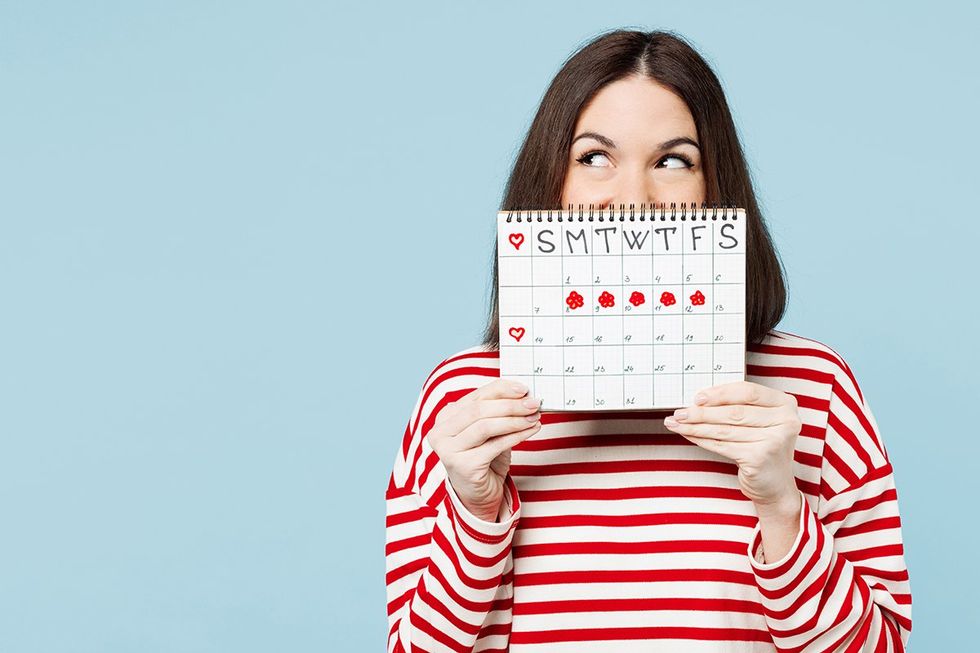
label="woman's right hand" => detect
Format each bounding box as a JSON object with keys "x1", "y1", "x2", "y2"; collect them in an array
[{"x1": 426, "y1": 378, "x2": 542, "y2": 522}]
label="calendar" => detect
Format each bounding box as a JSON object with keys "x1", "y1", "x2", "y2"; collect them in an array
[{"x1": 497, "y1": 206, "x2": 746, "y2": 411}]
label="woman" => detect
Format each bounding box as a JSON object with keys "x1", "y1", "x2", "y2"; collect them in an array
[{"x1": 385, "y1": 29, "x2": 912, "y2": 652}]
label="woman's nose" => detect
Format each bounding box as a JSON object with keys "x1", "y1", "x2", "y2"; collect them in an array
[{"x1": 603, "y1": 169, "x2": 658, "y2": 208}]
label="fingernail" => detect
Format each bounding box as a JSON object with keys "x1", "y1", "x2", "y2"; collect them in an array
[
  {"x1": 522, "y1": 396, "x2": 540, "y2": 409},
  {"x1": 512, "y1": 382, "x2": 527, "y2": 395},
  {"x1": 695, "y1": 393, "x2": 707, "y2": 405},
  {"x1": 525, "y1": 411, "x2": 541, "y2": 421},
  {"x1": 664, "y1": 416, "x2": 677, "y2": 427},
  {"x1": 673, "y1": 410, "x2": 688, "y2": 421}
]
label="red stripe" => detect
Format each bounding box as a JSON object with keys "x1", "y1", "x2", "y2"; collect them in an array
[
  {"x1": 753, "y1": 500, "x2": 815, "y2": 583},
  {"x1": 747, "y1": 363, "x2": 835, "y2": 386},
  {"x1": 386, "y1": 504, "x2": 438, "y2": 529},
  {"x1": 519, "y1": 484, "x2": 750, "y2": 503},
  {"x1": 840, "y1": 579, "x2": 876, "y2": 653},
  {"x1": 405, "y1": 361, "x2": 503, "y2": 490},
  {"x1": 514, "y1": 595, "x2": 766, "y2": 616},
  {"x1": 511, "y1": 457, "x2": 739, "y2": 477},
  {"x1": 410, "y1": 606, "x2": 469, "y2": 653},
  {"x1": 510, "y1": 625, "x2": 774, "y2": 644},
  {"x1": 540, "y1": 408, "x2": 675, "y2": 425},
  {"x1": 835, "y1": 516, "x2": 902, "y2": 539},
  {"x1": 441, "y1": 495, "x2": 512, "y2": 567},
  {"x1": 515, "y1": 431, "x2": 675, "y2": 450},
  {"x1": 414, "y1": 389, "x2": 473, "y2": 490},
  {"x1": 386, "y1": 485, "x2": 418, "y2": 500},
  {"x1": 516, "y1": 567, "x2": 757, "y2": 587},
  {"x1": 386, "y1": 532, "x2": 432, "y2": 557},
  {"x1": 796, "y1": 392, "x2": 832, "y2": 413},
  {"x1": 386, "y1": 557, "x2": 428, "y2": 588},
  {"x1": 416, "y1": 575, "x2": 481, "y2": 637},
  {"x1": 426, "y1": 555, "x2": 496, "y2": 613},
  {"x1": 766, "y1": 546, "x2": 844, "y2": 636},
  {"x1": 517, "y1": 511, "x2": 758, "y2": 530},
  {"x1": 797, "y1": 478, "x2": 820, "y2": 498},
  {"x1": 514, "y1": 538, "x2": 753, "y2": 559},
  {"x1": 387, "y1": 587, "x2": 412, "y2": 617},
  {"x1": 823, "y1": 480, "x2": 896, "y2": 526},
  {"x1": 823, "y1": 442, "x2": 862, "y2": 488},
  {"x1": 794, "y1": 449, "x2": 822, "y2": 469},
  {"x1": 431, "y1": 522, "x2": 505, "y2": 591},
  {"x1": 830, "y1": 380, "x2": 881, "y2": 467},
  {"x1": 443, "y1": 489, "x2": 512, "y2": 545},
  {"x1": 853, "y1": 565, "x2": 909, "y2": 584},
  {"x1": 753, "y1": 331, "x2": 865, "y2": 404},
  {"x1": 840, "y1": 543, "x2": 905, "y2": 563}
]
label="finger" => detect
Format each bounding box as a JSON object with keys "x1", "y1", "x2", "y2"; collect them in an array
[
  {"x1": 673, "y1": 403, "x2": 781, "y2": 428},
  {"x1": 457, "y1": 378, "x2": 531, "y2": 406},
  {"x1": 473, "y1": 421, "x2": 542, "y2": 462},
  {"x1": 693, "y1": 381, "x2": 784, "y2": 408},
  {"x1": 665, "y1": 419, "x2": 771, "y2": 443},
  {"x1": 678, "y1": 433, "x2": 735, "y2": 460},
  {"x1": 433, "y1": 377, "x2": 532, "y2": 432},
  {"x1": 452, "y1": 411, "x2": 542, "y2": 451},
  {"x1": 435, "y1": 394, "x2": 541, "y2": 445}
]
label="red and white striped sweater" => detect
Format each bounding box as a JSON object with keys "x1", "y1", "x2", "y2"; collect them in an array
[{"x1": 385, "y1": 329, "x2": 913, "y2": 652}]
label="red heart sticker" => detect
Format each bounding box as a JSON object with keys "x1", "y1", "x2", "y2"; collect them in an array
[
  {"x1": 508, "y1": 326, "x2": 525, "y2": 342},
  {"x1": 508, "y1": 233, "x2": 524, "y2": 250}
]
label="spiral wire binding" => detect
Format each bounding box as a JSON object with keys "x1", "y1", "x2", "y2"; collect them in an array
[{"x1": 502, "y1": 202, "x2": 739, "y2": 222}]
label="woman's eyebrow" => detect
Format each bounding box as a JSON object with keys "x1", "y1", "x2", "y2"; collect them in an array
[{"x1": 571, "y1": 132, "x2": 700, "y2": 151}]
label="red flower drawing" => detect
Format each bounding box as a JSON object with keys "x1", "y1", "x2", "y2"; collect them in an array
[
  {"x1": 598, "y1": 291, "x2": 615, "y2": 308},
  {"x1": 628, "y1": 291, "x2": 645, "y2": 307},
  {"x1": 565, "y1": 290, "x2": 584, "y2": 310},
  {"x1": 660, "y1": 291, "x2": 676, "y2": 307}
]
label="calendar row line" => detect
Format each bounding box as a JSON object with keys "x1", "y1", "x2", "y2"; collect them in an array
[
  {"x1": 499, "y1": 256, "x2": 744, "y2": 286},
  {"x1": 500, "y1": 285, "x2": 744, "y2": 316},
  {"x1": 511, "y1": 373, "x2": 745, "y2": 411},
  {"x1": 499, "y1": 313, "x2": 745, "y2": 347},
  {"x1": 502, "y1": 342, "x2": 744, "y2": 375}
]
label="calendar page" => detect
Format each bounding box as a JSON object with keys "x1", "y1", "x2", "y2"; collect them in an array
[{"x1": 497, "y1": 207, "x2": 746, "y2": 411}]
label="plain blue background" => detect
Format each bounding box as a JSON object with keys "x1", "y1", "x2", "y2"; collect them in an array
[{"x1": 1, "y1": 1, "x2": 975, "y2": 650}]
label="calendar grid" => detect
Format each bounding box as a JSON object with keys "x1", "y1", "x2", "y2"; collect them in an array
[{"x1": 497, "y1": 209, "x2": 746, "y2": 411}]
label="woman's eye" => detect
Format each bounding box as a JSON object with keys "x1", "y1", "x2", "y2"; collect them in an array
[
  {"x1": 576, "y1": 151, "x2": 611, "y2": 167},
  {"x1": 657, "y1": 154, "x2": 693, "y2": 169}
]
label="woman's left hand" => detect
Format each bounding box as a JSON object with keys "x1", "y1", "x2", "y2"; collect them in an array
[{"x1": 663, "y1": 381, "x2": 803, "y2": 508}]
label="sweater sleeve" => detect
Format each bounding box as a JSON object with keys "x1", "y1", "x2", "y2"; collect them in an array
[
  {"x1": 385, "y1": 361, "x2": 521, "y2": 652},
  {"x1": 745, "y1": 361, "x2": 913, "y2": 651}
]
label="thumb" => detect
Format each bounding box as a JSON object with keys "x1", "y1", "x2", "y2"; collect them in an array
[{"x1": 489, "y1": 448, "x2": 512, "y2": 478}]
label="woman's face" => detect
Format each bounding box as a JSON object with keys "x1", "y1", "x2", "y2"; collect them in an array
[{"x1": 560, "y1": 75, "x2": 706, "y2": 209}]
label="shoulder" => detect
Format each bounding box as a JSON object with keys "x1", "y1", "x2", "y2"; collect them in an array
[
  {"x1": 391, "y1": 345, "x2": 502, "y2": 490},
  {"x1": 755, "y1": 329, "x2": 891, "y2": 491},
  {"x1": 409, "y1": 345, "x2": 500, "y2": 439},
  {"x1": 414, "y1": 344, "x2": 502, "y2": 414},
  {"x1": 748, "y1": 329, "x2": 866, "y2": 400}
]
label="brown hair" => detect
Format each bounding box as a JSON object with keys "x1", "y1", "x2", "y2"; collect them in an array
[{"x1": 482, "y1": 28, "x2": 787, "y2": 349}]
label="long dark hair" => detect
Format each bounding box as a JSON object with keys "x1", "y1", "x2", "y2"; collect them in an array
[{"x1": 482, "y1": 29, "x2": 787, "y2": 349}]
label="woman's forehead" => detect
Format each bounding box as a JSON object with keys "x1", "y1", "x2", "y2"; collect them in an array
[{"x1": 574, "y1": 78, "x2": 697, "y2": 145}]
